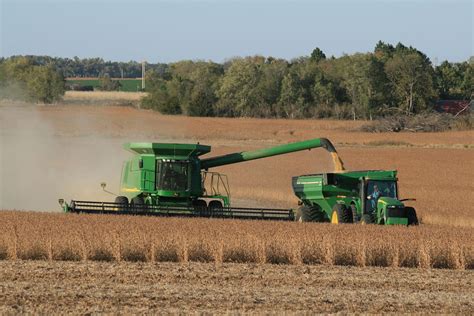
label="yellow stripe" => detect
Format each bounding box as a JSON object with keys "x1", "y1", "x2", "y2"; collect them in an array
[{"x1": 121, "y1": 187, "x2": 140, "y2": 192}]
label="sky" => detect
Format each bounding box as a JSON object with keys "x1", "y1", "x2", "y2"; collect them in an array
[{"x1": 1, "y1": 0, "x2": 472, "y2": 64}]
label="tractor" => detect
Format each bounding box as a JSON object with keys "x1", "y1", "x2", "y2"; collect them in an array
[{"x1": 292, "y1": 171, "x2": 418, "y2": 225}]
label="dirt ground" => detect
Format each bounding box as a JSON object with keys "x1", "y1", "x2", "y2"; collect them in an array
[{"x1": 0, "y1": 261, "x2": 472, "y2": 314}]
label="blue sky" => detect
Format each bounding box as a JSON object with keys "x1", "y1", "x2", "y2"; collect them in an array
[{"x1": 1, "y1": 0, "x2": 472, "y2": 63}]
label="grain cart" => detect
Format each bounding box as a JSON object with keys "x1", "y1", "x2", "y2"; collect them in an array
[
  {"x1": 59, "y1": 138, "x2": 344, "y2": 220},
  {"x1": 292, "y1": 170, "x2": 418, "y2": 225}
]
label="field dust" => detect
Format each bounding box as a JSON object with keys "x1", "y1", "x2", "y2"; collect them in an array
[
  {"x1": 1, "y1": 100, "x2": 473, "y2": 226},
  {"x1": 0, "y1": 261, "x2": 472, "y2": 314}
]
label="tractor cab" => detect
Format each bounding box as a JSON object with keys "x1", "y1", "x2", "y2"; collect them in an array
[{"x1": 361, "y1": 178, "x2": 407, "y2": 225}]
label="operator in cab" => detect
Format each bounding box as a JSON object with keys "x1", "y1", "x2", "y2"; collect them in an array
[{"x1": 367, "y1": 184, "x2": 381, "y2": 210}]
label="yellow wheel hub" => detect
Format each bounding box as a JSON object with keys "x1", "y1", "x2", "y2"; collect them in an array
[{"x1": 331, "y1": 211, "x2": 339, "y2": 224}]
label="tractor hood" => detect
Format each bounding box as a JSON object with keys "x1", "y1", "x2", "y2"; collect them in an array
[{"x1": 377, "y1": 197, "x2": 404, "y2": 208}]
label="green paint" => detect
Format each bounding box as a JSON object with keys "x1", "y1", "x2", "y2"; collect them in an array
[{"x1": 67, "y1": 78, "x2": 142, "y2": 92}]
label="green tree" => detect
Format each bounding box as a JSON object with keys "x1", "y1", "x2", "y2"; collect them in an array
[
  {"x1": 141, "y1": 61, "x2": 223, "y2": 116},
  {"x1": 99, "y1": 74, "x2": 121, "y2": 91},
  {"x1": 385, "y1": 52, "x2": 436, "y2": 114},
  {"x1": 0, "y1": 57, "x2": 64, "y2": 103},
  {"x1": 460, "y1": 59, "x2": 474, "y2": 99},
  {"x1": 27, "y1": 65, "x2": 65, "y2": 103},
  {"x1": 216, "y1": 56, "x2": 265, "y2": 116},
  {"x1": 310, "y1": 47, "x2": 326, "y2": 63}
]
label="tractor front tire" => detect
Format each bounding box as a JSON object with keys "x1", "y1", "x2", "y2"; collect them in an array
[
  {"x1": 130, "y1": 196, "x2": 145, "y2": 212},
  {"x1": 360, "y1": 214, "x2": 374, "y2": 224},
  {"x1": 406, "y1": 207, "x2": 419, "y2": 225},
  {"x1": 331, "y1": 204, "x2": 352, "y2": 224},
  {"x1": 114, "y1": 196, "x2": 129, "y2": 212},
  {"x1": 208, "y1": 200, "x2": 224, "y2": 217}
]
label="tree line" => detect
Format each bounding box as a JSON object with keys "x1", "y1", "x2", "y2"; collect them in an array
[
  {"x1": 142, "y1": 42, "x2": 473, "y2": 119},
  {"x1": 0, "y1": 56, "x2": 65, "y2": 103},
  {"x1": 0, "y1": 41, "x2": 472, "y2": 116},
  {"x1": 0, "y1": 55, "x2": 168, "y2": 79}
]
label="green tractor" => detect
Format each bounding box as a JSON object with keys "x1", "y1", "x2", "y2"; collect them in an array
[
  {"x1": 292, "y1": 171, "x2": 418, "y2": 225},
  {"x1": 59, "y1": 137, "x2": 418, "y2": 225}
]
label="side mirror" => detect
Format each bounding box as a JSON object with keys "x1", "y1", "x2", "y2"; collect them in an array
[
  {"x1": 58, "y1": 198, "x2": 64, "y2": 206},
  {"x1": 101, "y1": 182, "x2": 107, "y2": 190}
]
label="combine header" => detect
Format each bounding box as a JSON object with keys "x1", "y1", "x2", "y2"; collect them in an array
[{"x1": 60, "y1": 138, "x2": 418, "y2": 225}]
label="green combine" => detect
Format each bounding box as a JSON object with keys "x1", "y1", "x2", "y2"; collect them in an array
[{"x1": 60, "y1": 138, "x2": 418, "y2": 225}]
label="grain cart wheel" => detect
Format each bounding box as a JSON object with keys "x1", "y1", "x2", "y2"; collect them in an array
[
  {"x1": 405, "y1": 207, "x2": 419, "y2": 226},
  {"x1": 331, "y1": 204, "x2": 352, "y2": 224},
  {"x1": 130, "y1": 196, "x2": 145, "y2": 212},
  {"x1": 193, "y1": 200, "x2": 208, "y2": 217},
  {"x1": 295, "y1": 206, "x2": 321, "y2": 222},
  {"x1": 114, "y1": 196, "x2": 129, "y2": 212},
  {"x1": 209, "y1": 200, "x2": 224, "y2": 217},
  {"x1": 360, "y1": 214, "x2": 374, "y2": 224}
]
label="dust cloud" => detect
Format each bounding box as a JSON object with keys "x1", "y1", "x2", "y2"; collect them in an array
[{"x1": 0, "y1": 103, "x2": 137, "y2": 211}]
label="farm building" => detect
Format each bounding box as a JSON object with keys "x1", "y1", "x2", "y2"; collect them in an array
[{"x1": 434, "y1": 100, "x2": 472, "y2": 115}]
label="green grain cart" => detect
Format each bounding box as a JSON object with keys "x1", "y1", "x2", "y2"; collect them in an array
[
  {"x1": 292, "y1": 170, "x2": 418, "y2": 225},
  {"x1": 60, "y1": 138, "x2": 417, "y2": 225}
]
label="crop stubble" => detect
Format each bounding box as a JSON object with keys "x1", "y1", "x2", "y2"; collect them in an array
[{"x1": 1, "y1": 261, "x2": 473, "y2": 314}]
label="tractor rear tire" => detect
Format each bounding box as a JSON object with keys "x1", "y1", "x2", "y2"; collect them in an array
[
  {"x1": 331, "y1": 204, "x2": 352, "y2": 224},
  {"x1": 360, "y1": 214, "x2": 374, "y2": 224},
  {"x1": 406, "y1": 207, "x2": 419, "y2": 225},
  {"x1": 194, "y1": 200, "x2": 208, "y2": 217},
  {"x1": 295, "y1": 205, "x2": 323, "y2": 222},
  {"x1": 130, "y1": 196, "x2": 145, "y2": 212},
  {"x1": 209, "y1": 200, "x2": 224, "y2": 217},
  {"x1": 114, "y1": 196, "x2": 129, "y2": 212}
]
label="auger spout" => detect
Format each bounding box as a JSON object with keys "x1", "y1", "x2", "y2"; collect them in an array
[{"x1": 200, "y1": 138, "x2": 345, "y2": 171}]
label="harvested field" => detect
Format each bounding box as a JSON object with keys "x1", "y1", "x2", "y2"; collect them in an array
[
  {"x1": 0, "y1": 211, "x2": 472, "y2": 270},
  {"x1": 64, "y1": 91, "x2": 146, "y2": 101},
  {"x1": 2, "y1": 103, "x2": 472, "y2": 226},
  {"x1": 1, "y1": 261, "x2": 473, "y2": 314}
]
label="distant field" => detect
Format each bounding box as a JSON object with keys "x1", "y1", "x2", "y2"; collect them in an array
[
  {"x1": 64, "y1": 91, "x2": 146, "y2": 101},
  {"x1": 66, "y1": 78, "x2": 142, "y2": 92}
]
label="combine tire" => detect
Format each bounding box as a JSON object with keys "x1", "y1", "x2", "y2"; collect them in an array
[
  {"x1": 406, "y1": 207, "x2": 419, "y2": 225},
  {"x1": 360, "y1": 214, "x2": 374, "y2": 224},
  {"x1": 193, "y1": 200, "x2": 208, "y2": 216},
  {"x1": 114, "y1": 196, "x2": 129, "y2": 212},
  {"x1": 295, "y1": 205, "x2": 323, "y2": 222},
  {"x1": 331, "y1": 204, "x2": 352, "y2": 224},
  {"x1": 208, "y1": 200, "x2": 224, "y2": 217},
  {"x1": 130, "y1": 196, "x2": 145, "y2": 212}
]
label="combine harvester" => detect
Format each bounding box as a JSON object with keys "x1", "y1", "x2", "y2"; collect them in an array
[{"x1": 59, "y1": 138, "x2": 418, "y2": 225}]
